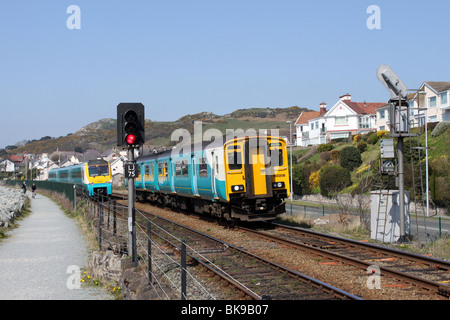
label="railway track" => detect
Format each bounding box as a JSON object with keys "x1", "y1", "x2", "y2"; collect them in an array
[
  {"x1": 109, "y1": 193, "x2": 449, "y2": 299},
  {"x1": 134, "y1": 206, "x2": 360, "y2": 300},
  {"x1": 108, "y1": 193, "x2": 360, "y2": 299},
  {"x1": 240, "y1": 223, "x2": 450, "y2": 299}
]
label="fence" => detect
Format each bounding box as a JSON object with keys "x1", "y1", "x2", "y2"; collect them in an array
[
  {"x1": 5, "y1": 180, "x2": 78, "y2": 204},
  {"x1": 80, "y1": 194, "x2": 217, "y2": 300}
]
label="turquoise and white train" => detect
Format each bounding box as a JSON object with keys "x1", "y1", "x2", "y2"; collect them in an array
[
  {"x1": 48, "y1": 159, "x2": 112, "y2": 196},
  {"x1": 134, "y1": 134, "x2": 290, "y2": 222}
]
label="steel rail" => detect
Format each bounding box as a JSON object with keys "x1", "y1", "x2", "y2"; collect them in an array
[{"x1": 241, "y1": 225, "x2": 450, "y2": 298}]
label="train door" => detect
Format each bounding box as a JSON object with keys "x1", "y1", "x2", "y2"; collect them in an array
[
  {"x1": 245, "y1": 140, "x2": 272, "y2": 197},
  {"x1": 170, "y1": 159, "x2": 175, "y2": 192},
  {"x1": 210, "y1": 151, "x2": 218, "y2": 198},
  {"x1": 191, "y1": 155, "x2": 199, "y2": 196}
]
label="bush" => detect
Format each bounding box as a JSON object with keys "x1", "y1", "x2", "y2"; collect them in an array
[
  {"x1": 317, "y1": 143, "x2": 333, "y2": 152},
  {"x1": 357, "y1": 141, "x2": 367, "y2": 153},
  {"x1": 319, "y1": 165, "x2": 352, "y2": 197},
  {"x1": 367, "y1": 132, "x2": 379, "y2": 145},
  {"x1": 330, "y1": 150, "x2": 341, "y2": 164},
  {"x1": 320, "y1": 151, "x2": 331, "y2": 163},
  {"x1": 340, "y1": 146, "x2": 362, "y2": 171},
  {"x1": 353, "y1": 134, "x2": 362, "y2": 143},
  {"x1": 377, "y1": 130, "x2": 388, "y2": 138}
]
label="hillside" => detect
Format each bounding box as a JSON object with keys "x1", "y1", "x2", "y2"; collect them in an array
[
  {"x1": 8, "y1": 106, "x2": 310, "y2": 154},
  {"x1": 292, "y1": 126, "x2": 450, "y2": 211}
]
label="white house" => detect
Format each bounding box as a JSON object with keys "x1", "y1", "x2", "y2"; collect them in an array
[
  {"x1": 0, "y1": 159, "x2": 15, "y2": 173},
  {"x1": 295, "y1": 94, "x2": 385, "y2": 146},
  {"x1": 324, "y1": 94, "x2": 385, "y2": 141},
  {"x1": 376, "y1": 81, "x2": 450, "y2": 132},
  {"x1": 294, "y1": 103, "x2": 327, "y2": 146},
  {"x1": 410, "y1": 81, "x2": 450, "y2": 125}
]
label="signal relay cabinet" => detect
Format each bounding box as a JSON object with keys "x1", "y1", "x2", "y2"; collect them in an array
[{"x1": 370, "y1": 190, "x2": 410, "y2": 242}]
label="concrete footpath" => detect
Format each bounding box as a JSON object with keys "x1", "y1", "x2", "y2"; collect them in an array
[{"x1": 0, "y1": 191, "x2": 111, "y2": 300}]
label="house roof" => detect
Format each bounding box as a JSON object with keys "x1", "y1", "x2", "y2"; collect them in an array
[
  {"x1": 294, "y1": 111, "x2": 321, "y2": 125},
  {"x1": 424, "y1": 81, "x2": 450, "y2": 93},
  {"x1": 344, "y1": 101, "x2": 386, "y2": 115}
]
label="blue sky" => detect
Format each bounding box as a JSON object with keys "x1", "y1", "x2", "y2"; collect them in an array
[{"x1": 1, "y1": 0, "x2": 449, "y2": 149}]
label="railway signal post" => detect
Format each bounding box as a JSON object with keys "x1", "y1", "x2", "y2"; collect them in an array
[
  {"x1": 117, "y1": 103, "x2": 145, "y2": 264},
  {"x1": 376, "y1": 65, "x2": 416, "y2": 243}
]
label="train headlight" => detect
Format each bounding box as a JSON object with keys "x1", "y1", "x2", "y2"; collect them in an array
[
  {"x1": 231, "y1": 185, "x2": 244, "y2": 192},
  {"x1": 272, "y1": 182, "x2": 285, "y2": 188}
]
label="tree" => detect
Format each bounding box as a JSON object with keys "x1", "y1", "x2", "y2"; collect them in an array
[
  {"x1": 340, "y1": 146, "x2": 362, "y2": 171},
  {"x1": 319, "y1": 165, "x2": 352, "y2": 197}
]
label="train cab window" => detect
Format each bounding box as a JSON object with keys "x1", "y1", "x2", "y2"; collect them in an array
[
  {"x1": 270, "y1": 149, "x2": 284, "y2": 167},
  {"x1": 88, "y1": 164, "x2": 109, "y2": 177},
  {"x1": 228, "y1": 151, "x2": 242, "y2": 170},
  {"x1": 199, "y1": 157, "x2": 208, "y2": 177}
]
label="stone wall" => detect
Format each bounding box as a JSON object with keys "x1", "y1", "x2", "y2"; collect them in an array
[{"x1": 0, "y1": 186, "x2": 26, "y2": 228}]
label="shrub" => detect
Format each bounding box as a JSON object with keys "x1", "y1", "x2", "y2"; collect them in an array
[
  {"x1": 330, "y1": 149, "x2": 341, "y2": 164},
  {"x1": 319, "y1": 151, "x2": 331, "y2": 163},
  {"x1": 377, "y1": 130, "x2": 388, "y2": 138},
  {"x1": 308, "y1": 169, "x2": 320, "y2": 191},
  {"x1": 353, "y1": 134, "x2": 362, "y2": 143},
  {"x1": 340, "y1": 146, "x2": 362, "y2": 171},
  {"x1": 317, "y1": 143, "x2": 333, "y2": 152},
  {"x1": 357, "y1": 141, "x2": 367, "y2": 153},
  {"x1": 319, "y1": 165, "x2": 352, "y2": 197},
  {"x1": 367, "y1": 132, "x2": 379, "y2": 145}
]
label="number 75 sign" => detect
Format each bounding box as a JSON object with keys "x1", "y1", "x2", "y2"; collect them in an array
[{"x1": 125, "y1": 162, "x2": 140, "y2": 179}]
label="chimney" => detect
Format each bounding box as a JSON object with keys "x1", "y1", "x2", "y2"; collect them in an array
[
  {"x1": 339, "y1": 93, "x2": 351, "y2": 101},
  {"x1": 320, "y1": 102, "x2": 327, "y2": 114}
]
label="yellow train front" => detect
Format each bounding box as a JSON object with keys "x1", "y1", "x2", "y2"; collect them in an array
[
  {"x1": 135, "y1": 134, "x2": 290, "y2": 222},
  {"x1": 224, "y1": 135, "x2": 290, "y2": 221}
]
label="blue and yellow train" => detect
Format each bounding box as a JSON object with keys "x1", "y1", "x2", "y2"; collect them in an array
[
  {"x1": 134, "y1": 134, "x2": 290, "y2": 222},
  {"x1": 48, "y1": 159, "x2": 112, "y2": 196}
]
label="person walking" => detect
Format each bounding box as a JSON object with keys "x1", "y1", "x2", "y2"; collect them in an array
[
  {"x1": 32, "y1": 183, "x2": 37, "y2": 199},
  {"x1": 21, "y1": 181, "x2": 27, "y2": 194}
]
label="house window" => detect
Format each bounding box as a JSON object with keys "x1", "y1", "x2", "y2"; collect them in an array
[
  {"x1": 335, "y1": 116, "x2": 348, "y2": 125},
  {"x1": 359, "y1": 116, "x2": 370, "y2": 129},
  {"x1": 380, "y1": 126, "x2": 385, "y2": 131},
  {"x1": 379, "y1": 110, "x2": 385, "y2": 119},
  {"x1": 429, "y1": 96, "x2": 437, "y2": 107},
  {"x1": 428, "y1": 115, "x2": 437, "y2": 122},
  {"x1": 441, "y1": 92, "x2": 448, "y2": 105}
]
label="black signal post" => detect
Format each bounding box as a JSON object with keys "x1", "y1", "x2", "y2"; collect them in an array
[{"x1": 117, "y1": 103, "x2": 145, "y2": 264}]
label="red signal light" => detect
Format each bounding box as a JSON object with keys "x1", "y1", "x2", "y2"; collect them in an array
[{"x1": 126, "y1": 134, "x2": 137, "y2": 145}]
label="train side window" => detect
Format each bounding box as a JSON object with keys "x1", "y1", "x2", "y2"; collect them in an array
[
  {"x1": 159, "y1": 162, "x2": 168, "y2": 177},
  {"x1": 199, "y1": 157, "x2": 208, "y2": 177},
  {"x1": 181, "y1": 160, "x2": 189, "y2": 177},
  {"x1": 148, "y1": 163, "x2": 154, "y2": 179},
  {"x1": 175, "y1": 161, "x2": 182, "y2": 176}
]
